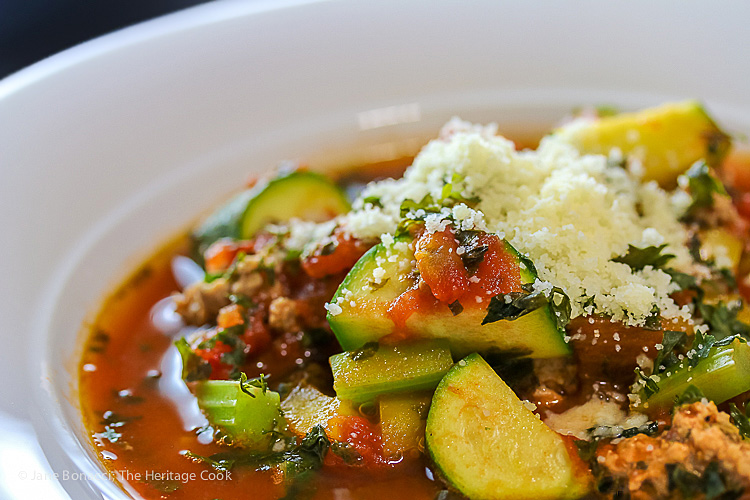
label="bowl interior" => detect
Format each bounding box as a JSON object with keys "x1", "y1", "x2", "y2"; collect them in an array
[{"x1": 10, "y1": 1, "x2": 750, "y2": 499}]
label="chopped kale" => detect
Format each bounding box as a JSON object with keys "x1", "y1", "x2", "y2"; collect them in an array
[
  {"x1": 612, "y1": 243, "x2": 675, "y2": 271},
  {"x1": 667, "y1": 461, "x2": 742, "y2": 500},
  {"x1": 483, "y1": 286, "x2": 571, "y2": 331},
  {"x1": 653, "y1": 330, "x2": 688, "y2": 373},
  {"x1": 729, "y1": 401, "x2": 750, "y2": 439},
  {"x1": 665, "y1": 268, "x2": 699, "y2": 291},
  {"x1": 696, "y1": 300, "x2": 750, "y2": 342},
  {"x1": 635, "y1": 367, "x2": 660, "y2": 399},
  {"x1": 674, "y1": 385, "x2": 706, "y2": 407},
  {"x1": 175, "y1": 338, "x2": 212, "y2": 382}
]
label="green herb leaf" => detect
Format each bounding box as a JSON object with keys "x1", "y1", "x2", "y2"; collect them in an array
[
  {"x1": 674, "y1": 385, "x2": 706, "y2": 407},
  {"x1": 697, "y1": 300, "x2": 750, "y2": 342},
  {"x1": 653, "y1": 330, "x2": 688, "y2": 374},
  {"x1": 239, "y1": 372, "x2": 269, "y2": 397},
  {"x1": 612, "y1": 244, "x2": 675, "y2": 271},
  {"x1": 665, "y1": 268, "x2": 699, "y2": 291},
  {"x1": 685, "y1": 161, "x2": 728, "y2": 214},
  {"x1": 483, "y1": 286, "x2": 571, "y2": 331},
  {"x1": 482, "y1": 291, "x2": 549, "y2": 325},
  {"x1": 635, "y1": 367, "x2": 660, "y2": 399},
  {"x1": 729, "y1": 402, "x2": 750, "y2": 439},
  {"x1": 175, "y1": 338, "x2": 212, "y2": 382},
  {"x1": 362, "y1": 196, "x2": 382, "y2": 208}
]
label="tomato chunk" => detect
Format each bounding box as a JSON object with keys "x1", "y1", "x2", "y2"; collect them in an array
[
  {"x1": 302, "y1": 229, "x2": 371, "y2": 279},
  {"x1": 462, "y1": 234, "x2": 523, "y2": 306},
  {"x1": 414, "y1": 227, "x2": 469, "y2": 304},
  {"x1": 325, "y1": 415, "x2": 385, "y2": 468},
  {"x1": 204, "y1": 239, "x2": 256, "y2": 274},
  {"x1": 387, "y1": 283, "x2": 442, "y2": 332}
]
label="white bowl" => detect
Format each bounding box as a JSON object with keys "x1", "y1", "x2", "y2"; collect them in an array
[{"x1": 2, "y1": 1, "x2": 750, "y2": 498}]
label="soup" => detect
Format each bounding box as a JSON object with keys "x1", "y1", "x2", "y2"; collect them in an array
[{"x1": 80, "y1": 103, "x2": 750, "y2": 500}]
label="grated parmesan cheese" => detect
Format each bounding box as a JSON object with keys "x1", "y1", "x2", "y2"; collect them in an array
[{"x1": 326, "y1": 120, "x2": 701, "y2": 326}]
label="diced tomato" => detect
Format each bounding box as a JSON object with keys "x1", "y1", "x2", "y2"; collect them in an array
[
  {"x1": 325, "y1": 415, "x2": 385, "y2": 468},
  {"x1": 195, "y1": 340, "x2": 234, "y2": 380},
  {"x1": 242, "y1": 310, "x2": 272, "y2": 355},
  {"x1": 387, "y1": 282, "x2": 442, "y2": 332},
  {"x1": 735, "y1": 192, "x2": 750, "y2": 221},
  {"x1": 217, "y1": 304, "x2": 246, "y2": 330},
  {"x1": 302, "y1": 229, "x2": 371, "y2": 279},
  {"x1": 721, "y1": 151, "x2": 750, "y2": 193},
  {"x1": 461, "y1": 234, "x2": 523, "y2": 306},
  {"x1": 414, "y1": 227, "x2": 469, "y2": 304},
  {"x1": 204, "y1": 239, "x2": 256, "y2": 274}
]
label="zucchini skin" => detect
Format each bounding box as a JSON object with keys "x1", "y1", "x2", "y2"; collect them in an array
[
  {"x1": 192, "y1": 171, "x2": 350, "y2": 255},
  {"x1": 194, "y1": 380, "x2": 282, "y2": 449},
  {"x1": 329, "y1": 340, "x2": 453, "y2": 403},
  {"x1": 634, "y1": 338, "x2": 750, "y2": 413},
  {"x1": 426, "y1": 354, "x2": 590, "y2": 500},
  {"x1": 327, "y1": 238, "x2": 570, "y2": 358}
]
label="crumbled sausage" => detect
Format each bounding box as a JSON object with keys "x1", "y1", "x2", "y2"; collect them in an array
[
  {"x1": 173, "y1": 278, "x2": 231, "y2": 326},
  {"x1": 598, "y1": 401, "x2": 750, "y2": 499},
  {"x1": 268, "y1": 297, "x2": 299, "y2": 333}
]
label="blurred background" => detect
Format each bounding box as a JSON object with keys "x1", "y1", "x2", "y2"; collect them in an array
[{"x1": 0, "y1": 0, "x2": 212, "y2": 78}]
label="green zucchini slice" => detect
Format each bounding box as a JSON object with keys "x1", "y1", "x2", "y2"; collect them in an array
[
  {"x1": 194, "y1": 379, "x2": 282, "y2": 449},
  {"x1": 193, "y1": 171, "x2": 350, "y2": 255},
  {"x1": 327, "y1": 237, "x2": 570, "y2": 358},
  {"x1": 330, "y1": 340, "x2": 453, "y2": 403},
  {"x1": 426, "y1": 354, "x2": 590, "y2": 500}
]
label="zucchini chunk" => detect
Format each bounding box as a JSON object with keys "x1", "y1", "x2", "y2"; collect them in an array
[
  {"x1": 194, "y1": 379, "x2": 282, "y2": 449},
  {"x1": 327, "y1": 237, "x2": 570, "y2": 358},
  {"x1": 280, "y1": 385, "x2": 356, "y2": 437},
  {"x1": 330, "y1": 340, "x2": 453, "y2": 403},
  {"x1": 193, "y1": 171, "x2": 350, "y2": 254},
  {"x1": 379, "y1": 391, "x2": 431, "y2": 460},
  {"x1": 426, "y1": 354, "x2": 590, "y2": 500},
  {"x1": 634, "y1": 338, "x2": 750, "y2": 413},
  {"x1": 554, "y1": 100, "x2": 730, "y2": 187}
]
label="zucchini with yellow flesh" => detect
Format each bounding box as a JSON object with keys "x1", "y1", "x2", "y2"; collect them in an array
[
  {"x1": 280, "y1": 385, "x2": 357, "y2": 436},
  {"x1": 555, "y1": 100, "x2": 730, "y2": 187},
  {"x1": 379, "y1": 391, "x2": 431, "y2": 460},
  {"x1": 426, "y1": 354, "x2": 590, "y2": 500}
]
